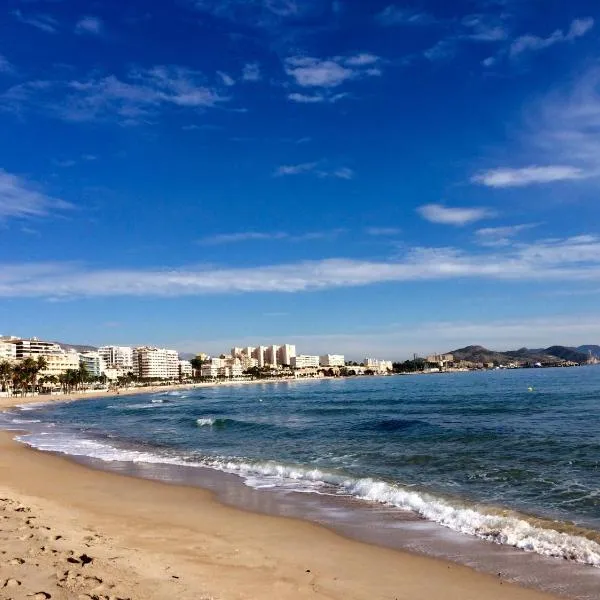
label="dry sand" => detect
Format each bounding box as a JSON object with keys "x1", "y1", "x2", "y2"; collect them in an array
[{"x1": 0, "y1": 397, "x2": 563, "y2": 600}]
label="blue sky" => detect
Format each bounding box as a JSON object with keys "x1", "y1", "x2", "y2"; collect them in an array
[{"x1": 2, "y1": 0, "x2": 600, "y2": 359}]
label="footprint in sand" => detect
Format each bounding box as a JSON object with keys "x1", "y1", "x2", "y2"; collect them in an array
[
  {"x1": 8, "y1": 557, "x2": 25, "y2": 565},
  {"x1": 3, "y1": 578, "x2": 21, "y2": 588}
]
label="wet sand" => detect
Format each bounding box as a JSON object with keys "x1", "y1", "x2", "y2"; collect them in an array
[{"x1": 0, "y1": 428, "x2": 564, "y2": 600}]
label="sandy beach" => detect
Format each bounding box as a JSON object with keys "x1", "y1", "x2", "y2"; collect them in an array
[{"x1": 0, "y1": 390, "x2": 566, "y2": 600}]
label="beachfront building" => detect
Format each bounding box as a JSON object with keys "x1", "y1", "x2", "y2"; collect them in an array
[
  {"x1": 40, "y1": 351, "x2": 81, "y2": 377},
  {"x1": 98, "y1": 346, "x2": 134, "y2": 370},
  {"x1": 79, "y1": 351, "x2": 108, "y2": 378},
  {"x1": 201, "y1": 363, "x2": 219, "y2": 378},
  {"x1": 277, "y1": 344, "x2": 296, "y2": 366},
  {"x1": 363, "y1": 358, "x2": 393, "y2": 373},
  {"x1": 14, "y1": 338, "x2": 64, "y2": 359},
  {"x1": 241, "y1": 355, "x2": 258, "y2": 370},
  {"x1": 291, "y1": 355, "x2": 320, "y2": 369},
  {"x1": 252, "y1": 346, "x2": 268, "y2": 367},
  {"x1": 265, "y1": 345, "x2": 280, "y2": 367},
  {"x1": 0, "y1": 341, "x2": 17, "y2": 361},
  {"x1": 133, "y1": 347, "x2": 180, "y2": 380},
  {"x1": 179, "y1": 360, "x2": 193, "y2": 378},
  {"x1": 426, "y1": 353, "x2": 454, "y2": 369},
  {"x1": 319, "y1": 354, "x2": 345, "y2": 367}
]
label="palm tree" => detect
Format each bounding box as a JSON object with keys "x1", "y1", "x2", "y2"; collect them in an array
[{"x1": 0, "y1": 361, "x2": 13, "y2": 395}]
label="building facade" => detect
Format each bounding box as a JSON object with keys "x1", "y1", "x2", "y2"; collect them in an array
[
  {"x1": 0, "y1": 342, "x2": 17, "y2": 361},
  {"x1": 133, "y1": 347, "x2": 180, "y2": 380},
  {"x1": 291, "y1": 355, "x2": 320, "y2": 369},
  {"x1": 319, "y1": 354, "x2": 345, "y2": 367},
  {"x1": 98, "y1": 346, "x2": 134, "y2": 370},
  {"x1": 14, "y1": 338, "x2": 64, "y2": 359},
  {"x1": 179, "y1": 360, "x2": 193, "y2": 378},
  {"x1": 40, "y1": 351, "x2": 81, "y2": 377},
  {"x1": 277, "y1": 344, "x2": 296, "y2": 366},
  {"x1": 79, "y1": 352, "x2": 108, "y2": 378}
]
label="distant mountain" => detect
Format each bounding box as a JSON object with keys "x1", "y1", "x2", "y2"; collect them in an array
[
  {"x1": 179, "y1": 352, "x2": 196, "y2": 360},
  {"x1": 449, "y1": 345, "x2": 589, "y2": 365},
  {"x1": 52, "y1": 341, "x2": 98, "y2": 353},
  {"x1": 577, "y1": 345, "x2": 600, "y2": 358}
]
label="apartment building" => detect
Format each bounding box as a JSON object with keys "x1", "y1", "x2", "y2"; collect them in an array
[
  {"x1": 14, "y1": 338, "x2": 64, "y2": 359},
  {"x1": 40, "y1": 351, "x2": 81, "y2": 377},
  {"x1": 79, "y1": 352, "x2": 108, "y2": 377},
  {"x1": 319, "y1": 354, "x2": 345, "y2": 367},
  {"x1": 291, "y1": 355, "x2": 320, "y2": 368},
  {"x1": 252, "y1": 346, "x2": 268, "y2": 368},
  {"x1": 179, "y1": 360, "x2": 193, "y2": 378},
  {"x1": 98, "y1": 346, "x2": 134, "y2": 370},
  {"x1": 0, "y1": 342, "x2": 17, "y2": 361},
  {"x1": 277, "y1": 344, "x2": 296, "y2": 366},
  {"x1": 363, "y1": 358, "x2": 393, "y2": 372},
  {"x1": 133, "y1": 347, "x2": 180, "y2": 380},
  {"x1": 263, "y1": 345, "x2": 279, "y2": 367}
]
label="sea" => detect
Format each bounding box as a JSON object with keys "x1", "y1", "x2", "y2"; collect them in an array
[{"x1": 3, "y1": 367, "x2": 600, "y2": 598}]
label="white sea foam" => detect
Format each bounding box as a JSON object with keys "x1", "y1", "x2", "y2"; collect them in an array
[
  {"x1": 196, "y1": 418, "x2": 215, "y2": 426},
  {"x1": 15, "y1": 431, "x2": 600, "y2": 568}
]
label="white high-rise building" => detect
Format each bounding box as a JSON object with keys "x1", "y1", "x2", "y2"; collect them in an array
[
  {"x1": 265, "y1": 345, "x2": 280, "y2": 367},
  {"x1": 14, "y1": 338, "x2": 64, "y2": 359},
  {"x1": 291, "y1": 355, "x2": 320, "y2": 369},
  {"x1": 277, "y1": 344, "x2": 296, "y2": 366},
  {"x1": 319, "y1": 354, "x2": 345, "y2": 367},
  {"x1": 79, "y1": 352, "x2": 108, "y2": 377},
  {"x1": 98, "y1": 346, "x2": 133, "y2": 370},
  {"x1": 252, "y1": 346, "x2": 268, "y2": 368},
  {"x1": 133, "y1": 347, "x2": 180, "y2": 380},
  {"x1": 179, "y1": 360, "x2": 193, "y2": 378},
  {"x1": 363, "y1": 358, "x2": 393, "y2": 372},
  {"x1": 40, "y1": 351, "x2": 81, "y2": 377},
  {"x1": 0, "y1": 342, "x2": 17, "y2": 361}
]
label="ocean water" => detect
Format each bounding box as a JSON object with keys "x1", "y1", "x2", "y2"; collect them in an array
[{"x1": 4, "y1": 367, "x2": 600, "y2": 574}]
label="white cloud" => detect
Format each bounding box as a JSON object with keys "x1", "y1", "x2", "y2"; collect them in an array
[
  {"x1": 285, "y1": 56, "x2": 353, "y2": 88},
  {"x1": 274, "y1": 163, "x2": 353, "y2": 179},
  {"x1": 0, "y1": 54, "x2": 14, "y2": 74},
  {"x1": 198, "y1": 229, "x2": 345, "y2": 245},
  {"x1": 1, "y1": 66, "x2": 230, "y2": 124},
  {"x1": 3, "y1": 235, "x2": 600, "y2": 299},
  {"x1": 288, "y1": 91, "x2": 347, "y2": 104},
  {"x1": 75, "y1": 16, "x2": 103, "y2": 35},
  {"x1": 274, "y1": 162, "x2": 318, "y2": 176},
  {"x1": 0, "y1": 169, "x2": 73, "y2": 221},
  {"x1": 375, "y1": 6, "x2": 434, "y2": 27},
  {"x1": 472, "y1": 165, "x2": 586, "y2": 187},
  {"x1": 217, "y1": 71, "x2": 235, "y2": 86},
  {"x1": 510, "y1": 17, "x2": 594, "y2": 57},
  {"x1": 417, "y1": 204, "x2": 495, "y2": 226},
  {"x1": 12, "y1": 10, "x2": 59, "y2": 34},
  {"x1": 284, "y1": 54, "x2": 381, "y2": 102},
  {"x1": 475, "y1": 223, "x2": 539, "y2": 247},
  {"x1": 366, "y1": 227, "x2": 401, "y2": 236},
  {"x1": 242, "y1": 63, "x2": 261, "y2": 82}
]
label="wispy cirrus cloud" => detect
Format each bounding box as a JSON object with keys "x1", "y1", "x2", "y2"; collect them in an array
[
  {"x1": 475, "y1": 223, "x2": 540, "y2": 247},
  {"x1": 510, "y1": 17, "x2": 594, "y2": 58},
  {"x1": 242, "y1": 62, "x2": 262, "y2": 81},
  {"x1": 274, "y1": 162, "x2": 354, "y2": 179},
  {"x1": 12, "y1": 10, "x2": 59, "y2": 33},
  {"x1": 285, "y1": 54, "x2": 381, "y2": 103},
  {"x1": 366, "y1": 227, "x2": 401, "y2": 236},
  {"x1": 75, "y1": 16, "x2": 103, "y2": 35},
  {"x1": 472, "y1": 166, "x2": 587, "y2": 188},
  {"x1": 0, "y1": 54, "x2": 15, "y2": 74},
  {"x1": 3, "y1": 235, "x2": 600, "y2": 298},
  {"x1": 417, "y1": 204, "x2": 495, "y2": 226},
  {"x1": 1, "y1": 65, "x2": 230, "y2": 124},
  {"x1": 375, "y1": 6, "x2": 435, "y2": 27},
  {"x1": 0, "y1": 169, "x2": 73, "y2": 221},
  {"x1": 197, "y1": 229, "x2": 346, "y2": 245}
]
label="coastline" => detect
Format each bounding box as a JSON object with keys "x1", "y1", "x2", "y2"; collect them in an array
[{"x1": 0, "y1": 430, "x2": 561, "y2": 600}]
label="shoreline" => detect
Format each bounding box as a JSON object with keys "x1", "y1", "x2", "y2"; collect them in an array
[{"x1": 0, "y1": 430, "x2": 562, "y2": 600}]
